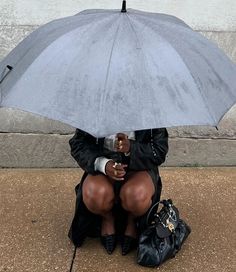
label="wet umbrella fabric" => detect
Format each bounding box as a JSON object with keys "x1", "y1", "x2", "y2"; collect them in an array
[{"x1": 0, "y1": 8, "x2": 236, "y2": 137}]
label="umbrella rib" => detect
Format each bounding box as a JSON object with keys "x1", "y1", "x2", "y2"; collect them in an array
[
  {"x1": 8, "y1": 18, "x2": 85, "y2": 69},
  {"x1": 125, "y1": 13, "x2": 158, "y2": 127},
  {"x1": 156, "y1": 31, "x2": 217, "y2": 125},
  {"x1": 132, "y1": 15, "x2": 218, "y2": 125},
  {"x1": 1, "y1": 13, "x2": 115, "y2": 95},
  {"x1": 97, "y1": 14, "x2": 122, "y2": 132}
]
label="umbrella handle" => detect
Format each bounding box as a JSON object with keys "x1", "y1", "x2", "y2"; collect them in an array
[
  {"x1": 121, "y1": 0, "x2": 127, "y2": 12},
  {"x1": 0, "y1": 65, "x2": 13, "y2": 84}
]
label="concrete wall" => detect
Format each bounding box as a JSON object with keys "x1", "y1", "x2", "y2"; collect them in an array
[{"x1": 0, "y1": 0, "x2": 236, "y2": 167}]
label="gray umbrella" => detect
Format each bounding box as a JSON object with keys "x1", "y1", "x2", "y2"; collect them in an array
[{"x1": 0, "y1": 1, "x2": 236, "y2": 137}]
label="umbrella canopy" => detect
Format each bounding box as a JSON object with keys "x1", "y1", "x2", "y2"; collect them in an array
[{"x1": 0, "y1": 2, "x2": 236, "y2": 137}]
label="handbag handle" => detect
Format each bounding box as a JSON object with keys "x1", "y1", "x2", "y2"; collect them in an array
[{"x1": 146, "y1": 199, "x2": 173, "y2": 225}]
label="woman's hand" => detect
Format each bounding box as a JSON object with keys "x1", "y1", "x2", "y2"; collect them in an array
[
  {"x1": 115, "y1": 133, "x2": 131, "y2": 153},
  {"x1": 105, "y1": 160, "x2": 127, "y2": 181}
]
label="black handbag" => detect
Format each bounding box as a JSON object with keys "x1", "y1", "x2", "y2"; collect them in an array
[{"x1": 137, "y1": 199, "x2": 191, "y2": 267}]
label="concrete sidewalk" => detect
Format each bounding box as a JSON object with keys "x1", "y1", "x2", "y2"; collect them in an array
[{"x1": 0, "y1": 168, "x2": 235, "y2": 272}]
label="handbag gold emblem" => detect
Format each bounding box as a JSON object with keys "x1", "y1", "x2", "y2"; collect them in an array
[
  {"x1": 168, "y1": 223, "x2": 175, "y2": 232},
  {"x1": 166, "y1": 218, "x2": 175, "y2": 232}
]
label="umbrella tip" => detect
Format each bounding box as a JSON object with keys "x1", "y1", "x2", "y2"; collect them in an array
[
  {"x1": 6, "y1": 65, "x2": 13, "y2": 71},
  {"x1": 0, "y1": 65, "x2": 13, "y2": 84},
  {"x1": 121, "y1": 0, "x2": 127, "y2": 12}
]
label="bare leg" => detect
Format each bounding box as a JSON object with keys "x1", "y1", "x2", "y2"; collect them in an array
[
  {"x1": 82, "y1": 174, "x2": 115, "y2": 235},
  {"x1": 120, "y1": 171, "x2": 155, "y2": 237}
]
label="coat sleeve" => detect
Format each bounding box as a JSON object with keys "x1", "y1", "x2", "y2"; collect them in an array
[
  {"x1": 129, "y1": 128, "x2": 168, "y2": 170},
  {"x1": 69, "y1": 128, "x2": 101, "y2": 175}
]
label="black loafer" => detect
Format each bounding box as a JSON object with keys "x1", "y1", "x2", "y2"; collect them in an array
[
  {"x1": 100, "y1": 234, "x2": 116, "y2": 254},
  {"x1": 121, "y1": 235, "x2": 138, "y2": 255}
]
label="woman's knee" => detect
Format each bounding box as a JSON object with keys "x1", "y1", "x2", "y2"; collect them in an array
[
  {"x1": 82, "y1": 175, "x2": 115, "y2": 214},
  {"x1": 120, "y1": 184, "x2": 152, "y2": 216}
]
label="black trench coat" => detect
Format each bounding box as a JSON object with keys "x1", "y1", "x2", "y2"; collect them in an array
[{"x1": 68, "y1": 128, "x2": 169, "y2": 247}]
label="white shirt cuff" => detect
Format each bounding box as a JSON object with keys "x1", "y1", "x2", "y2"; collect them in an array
[{"x1": 94, "y1": 157, "x2": 112, "y2": 175}]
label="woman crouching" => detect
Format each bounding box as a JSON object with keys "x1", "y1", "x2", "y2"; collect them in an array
[{"x1": 68, "y1": 128, "x2": 168, "y2": 255}]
